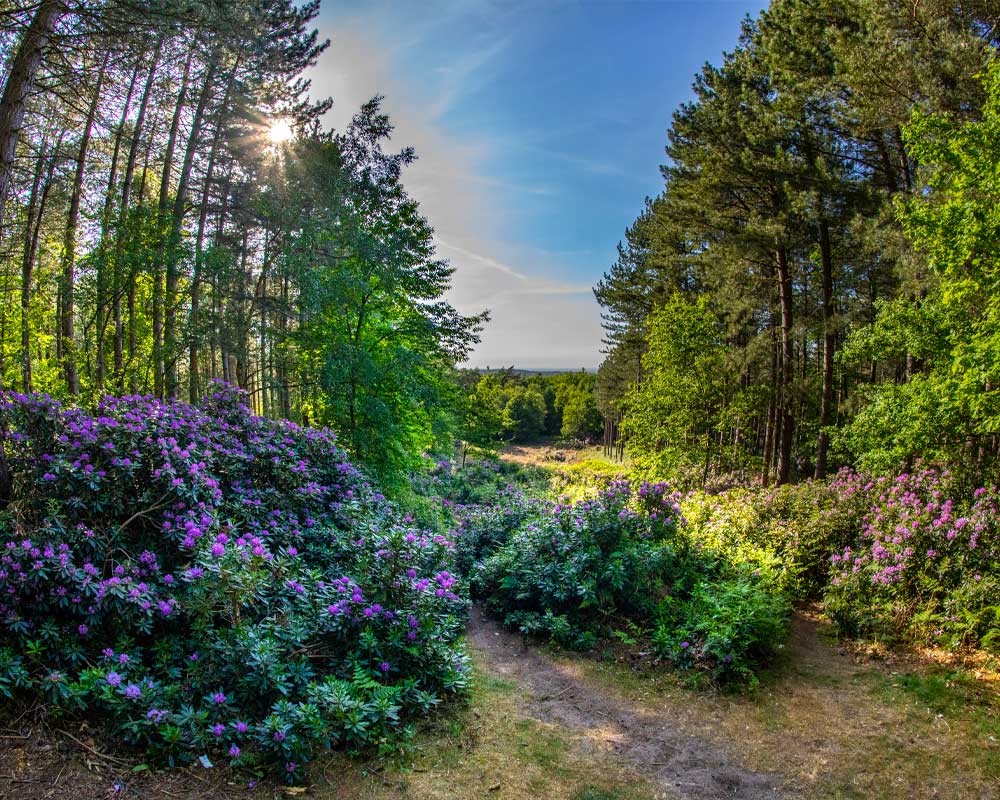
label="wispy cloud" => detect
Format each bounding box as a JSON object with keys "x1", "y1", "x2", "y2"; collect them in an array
[
  {"x1": 436, "y1": 239, "x2": 529, "y2": 282},
  {"x1": 312, "y1": 2, "x2": 607, "y2": 369},
  {"x1": 428, "y1": 36, "x2": 510, "y2": 120}
]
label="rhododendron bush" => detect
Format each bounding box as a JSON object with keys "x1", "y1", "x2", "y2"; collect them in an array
[
  {"x1": 457, "y1": 475, "x2": 791, "y2": 685},
  {"x1": 824, "y1": 469, "x2": 1000, "y2": 650},
  {"x1": 680, "y1": 467, "x2": 1000, "y2": 652},
  {"x1": 0, "y1": 384, "x2": 468, "y2": 781},
  {"x1": 681, "y1": 469, "x2": 877, "y2": 600}
]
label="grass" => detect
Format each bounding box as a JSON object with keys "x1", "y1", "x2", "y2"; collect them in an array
[
  {"x1": 868, "y1": 665, "x2": 1000, "y2": 774},
  {"x1": 499, "y1": 439, "x2": 626, "y2": 471},
  {"x1": 550, "y1": 614, "x2": 1000, "y2": 800},
  {"x1": 498, "y1": 439, "x2": 629, "y2": 502},
  {"x1": 310, "y1": 657, "x2": 659, "y2": 800},
  {"x1": 323, "y1": 610, "x2": 996, "y2": 800}
]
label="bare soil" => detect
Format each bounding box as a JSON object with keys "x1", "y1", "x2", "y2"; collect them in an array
[
  {"x1": 0, "y1": 721, "x2": 270, "y2": 799},
  {"x1": 466, "y1": 607, "x2": 783, "y2": 800},
  {"x1": 2, "y1": 607, "x2": 997, "y2": 800}
]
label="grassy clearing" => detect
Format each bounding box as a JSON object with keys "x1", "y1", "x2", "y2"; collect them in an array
[
  {"x1": 499, "y1": 439, "x2": 626, "y2": 470},
  {"x1": 322, "y1": 610, "x2": 1000, "y2": 800},
  {"x1": 559, "y1": 613, "x2": 1000, "y2": 800},
  {"x1": 3, "y1": 615, "x2": 997, "y2": 800},
  {"x1": 498, "y1": 439, "x2": 629, "y2": 502}
]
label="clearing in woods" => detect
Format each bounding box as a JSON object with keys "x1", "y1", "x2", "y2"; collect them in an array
[
  {"x1": 2, "y1": 602, "x2": 998, "y2": 799},
  {"x1": 2, "y1": 444, "x2": 998, "y2": 800}
]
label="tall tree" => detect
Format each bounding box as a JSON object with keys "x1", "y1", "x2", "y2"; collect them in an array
[{"x1": 0, "y1": 0, "x2": 66, "y2": 233}]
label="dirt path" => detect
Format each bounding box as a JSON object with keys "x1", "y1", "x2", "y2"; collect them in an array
[{"x1": 467, "y1": 607, "x2": 784, "y2": 800}]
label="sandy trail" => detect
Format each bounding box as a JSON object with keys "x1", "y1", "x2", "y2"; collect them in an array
[{"x1": 466, "y1": 607, "x2": 785, "y2": 800}]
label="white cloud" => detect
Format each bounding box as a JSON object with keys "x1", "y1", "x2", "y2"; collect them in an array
[{"x1": 310, "y1": 7, "x2": 606, "y2": 370}]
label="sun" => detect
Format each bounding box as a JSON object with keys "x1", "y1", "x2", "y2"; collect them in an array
[{"x1": 267, "y1": 118, "x2": 294, "y2": 145}]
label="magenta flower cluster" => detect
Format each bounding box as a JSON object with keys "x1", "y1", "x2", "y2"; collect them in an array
[
  {"x1": 0, "y1": 383, "x2": 469, "y2": 780},
  {"x1": 824, "y1": 467, "x2": 999, "y2": 647}
]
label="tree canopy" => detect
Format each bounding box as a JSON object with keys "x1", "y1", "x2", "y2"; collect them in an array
[
  {"x1": 0, "y1": 1, "x2": 483, "y2": 484},
  {"x1": 595, "y1": 0, "x2": 1000, "y2": 485}
]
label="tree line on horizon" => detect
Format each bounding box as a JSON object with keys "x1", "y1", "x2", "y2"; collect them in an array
[
  {"x1": 0, "y1": 0, "x2": 484, "y2": 483},
  {"x1": 458, "y1": 368, "x2": 604, "y2": 447},
  {"x1": 595, "y1": 0, "x2": 1000, "y2": 486}
]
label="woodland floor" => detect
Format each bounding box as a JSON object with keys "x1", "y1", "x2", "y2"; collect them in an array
[
  {"x1": 2, "y1": 604, "x2": 999, "y2": 800},
  {"x1": 2, "y1": 444, "x2": 999, "y2": 799}
]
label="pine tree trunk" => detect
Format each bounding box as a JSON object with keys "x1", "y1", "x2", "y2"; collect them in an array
[
  {"x1": 165, "y1": 55, "x2": 218, "y2": 398},
  {"x1": 60, "y1": 54, "x2": 108, "y2": 395},
  {"x1": 115, "y1": 37, "x2": 163, "y2": 386},
  {"x1": 0, "y1": 0, "x2": 65, "y2": 233},
  {"x1": 761, "y1": 300, "x2": 778, "y2": 485},
  {"x1": 815, "y1": 218, "x2": 835, "y2": 479},
  {"x1": 775, "y1": 245, "x2": 795, "y2": 485},
  {"x1": 20, "y1": 140, "x2": 57, "y2": 392},
  {"x1": 96, "y1": 64, "x2": 140, "y2": 391},
  {"x1": 279, "y1": 270, "x2": 291, "y2": 418},
  {"x1": 128, "y1": 124, "x2": 162, "y2": 390},
  {"x1": 259, "y1": 249, "x2": 269, "y2": 418},
  {"x1": 189, "y1": 62, "x2": 236, "y2": 402},
  {"x1": 154, "y1": 43, "x2": 195, "y2": 399},
  {"x1": 189, "y1": 152, "x2": 217, "y2": 402}
]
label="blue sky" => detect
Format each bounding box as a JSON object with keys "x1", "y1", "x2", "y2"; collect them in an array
[{"x1": 310, "y1": 0, "x2": 767, "y2": 369}]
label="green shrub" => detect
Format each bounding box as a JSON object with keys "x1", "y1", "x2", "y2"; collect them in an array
[
  {"x1": 467, "y1": 479, "x2": 790, "y2": 683},
  {"x1": 452, "y1": 488, "x2": 543, "y2": 577},
  {"x1": 654, "y1": 569, "x2": 790, "y2": 685},
  {"x1": 472, "y1": 481, "x2": 677, "y2": 648},
  {"x1": 418, "y1": 456, "x2": 549, "y2": 508},
  {"x1": 682, "y1": 469, "x2": 875, "y2": 600},
  {"x1": 549, "y1": 458, "x2": 627, "y2": 503},
  {"x1": 0, "y1": 386, "x2": 468, "y2": 781}
]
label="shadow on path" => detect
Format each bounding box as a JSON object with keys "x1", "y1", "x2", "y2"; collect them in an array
[{"x1": 467, "y1": 607, "x2": 785, "y2": 800}]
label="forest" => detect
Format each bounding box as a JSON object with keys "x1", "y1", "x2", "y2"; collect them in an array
[
  {"x1": 0, "y1": 0, "x2": 484, "y2": 484},
  {"x1": 595, "y1": 0, "x2": 1000, "y2": 486},
  {"x1": 0, "y1": 1, "x2": 998, "y2": 799}
]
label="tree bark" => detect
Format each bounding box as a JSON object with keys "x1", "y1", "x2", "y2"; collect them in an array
[
  {"x1": 775, "y1": 245, "x2": 795, "y2": 485},
  {"x1": 60, "y1": 53, "x2": 108, "y2": 395},
  {"x1": 0, "y1": 0, "x2": 65, "y2": 235},
  {"x1": 114, "y1": 36, "x2": 163, "y2": 386},
  {"x1": 761, "y1": 290, "x2": 778, "y2": 485},
  {"x1": 154, "y1": 42, "x2": 195, "y2": 398},
  {"x1": 815, "y1": 218, "x2": 835, "y2": 479},
  {"x1": 20, "y1": 139, "x2": 59, "y2": 392},
  {"x1": 165, "y1": 54, "x2": 218, "y2": 398},
  {"x1": 96, "y1": 62, "x2": 140, "y2": 391},
  {"x1": 188, "y1": 116, "x2": 226, "y2": 401}
]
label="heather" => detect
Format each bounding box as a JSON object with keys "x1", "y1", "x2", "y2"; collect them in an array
[{"x1": 0, "y1": 385, "x2": 468, "y2": 780}]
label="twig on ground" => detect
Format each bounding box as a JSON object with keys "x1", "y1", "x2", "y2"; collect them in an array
[
  {"x1": 43, "y1": 764, "x2": 65, "y2": 799},
  {"x1": 55, "y1": 729, "x2": 131, "y2": 766}
]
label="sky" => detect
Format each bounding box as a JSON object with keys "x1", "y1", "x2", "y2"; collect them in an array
[{"x1": 310, "y1": 0, "x2": 768, "y2": 370}]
